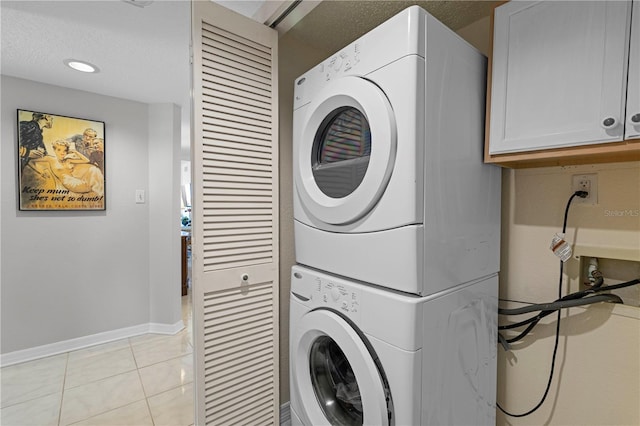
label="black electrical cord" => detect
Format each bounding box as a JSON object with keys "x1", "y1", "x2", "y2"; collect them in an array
[
  {"x1": 497, "y1": 190, "x2": 584, "y2": 418},
  {"x1": 504, "y1": 317, "x2": 540, "y2": 344},
  {"x1": 568, "y1": 277, "x2": 640, "y2": 298}
]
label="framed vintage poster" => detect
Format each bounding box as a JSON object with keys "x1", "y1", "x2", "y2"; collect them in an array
[{"x1": 17, "y1": 109, "x2": 106, "y2": 211}]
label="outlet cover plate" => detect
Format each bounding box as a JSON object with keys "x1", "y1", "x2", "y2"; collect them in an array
[{"x1": 572, "y1": 173, "x2": 598, "y2": 205}]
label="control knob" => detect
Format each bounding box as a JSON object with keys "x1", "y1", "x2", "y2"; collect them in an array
[{"x1": 330, "y1": 286, "x2": 341, "y2": 302}]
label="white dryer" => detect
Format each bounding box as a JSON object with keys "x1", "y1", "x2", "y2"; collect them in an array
[
  {"x1": 289, "y1": 265, "x2": 498, "y2": 426},
  {"x1": 293, "y1": 6, "x2": 501, "y2": 296}
]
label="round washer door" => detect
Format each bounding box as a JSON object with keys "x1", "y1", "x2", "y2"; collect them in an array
[
  {"x1": 291, "y1": 309, "x2": 391, "y2": 425},
  {"x1": 295, "y1": 76, "x2": 397, "y2": 225}
]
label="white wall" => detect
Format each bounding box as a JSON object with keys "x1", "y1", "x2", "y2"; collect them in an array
[
  {"x1": 148, "y1": 103, "x2": 182, "y2": 326},
  {"x1": 0, "y1": 76, "x2": 182, "y2": 361},
  {"x1": 180, "y1": 161, "x2": 191, "y2": 187}
]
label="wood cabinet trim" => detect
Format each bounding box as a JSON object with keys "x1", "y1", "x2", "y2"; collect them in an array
[{"x1": 485, "y1": 138, "x2": 640, "y2": 168}]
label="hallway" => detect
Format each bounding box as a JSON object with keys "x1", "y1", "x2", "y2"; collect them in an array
[{"x1": 0, "y1": 296, "x2": 194, "y2": 425}]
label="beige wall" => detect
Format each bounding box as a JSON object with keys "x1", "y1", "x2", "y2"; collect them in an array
[
  {"x1": 497, "y1": 164, "x2": 639, "y2": 425},
  {"x1": 457, "y1": 18, "x2": 640, "y2": 426},
  {"x1": 278, "y1": 34, "x2": 331, "y2": 403},
  {"x1": 457, "y1": 15, "x2": 491, "y2": 56}
]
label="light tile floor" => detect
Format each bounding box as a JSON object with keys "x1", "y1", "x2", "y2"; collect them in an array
[{"x1": 1, "y1": 295, "x2": 194, "y2": 426}]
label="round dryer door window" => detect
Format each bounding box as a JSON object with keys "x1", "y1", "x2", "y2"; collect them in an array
[
  {"x1": 296, "y1": 76, "x2": 397, "y2": 225},
  {"x1": 291, "y1": 309, "x2": 392, "y2": 425},
  {"x1": 311, "y1": 107, "x2": 371, "y2": 199}
]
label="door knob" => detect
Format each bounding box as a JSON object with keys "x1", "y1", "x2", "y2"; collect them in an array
[
  {"x1": 601, "y1": 117, "x2": 619, "y2": 129},
  {"x1": 630, "y1": 113, "x2": 640, "y2": 124}
]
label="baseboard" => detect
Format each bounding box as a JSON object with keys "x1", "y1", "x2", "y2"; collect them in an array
[
  {"x1": 280, "y1": 401, "x2": 291, "y2": 425},
  {"x1": 149, "y1": 320, "x2": 185, "y2": 335},
  {"x1": 0, "y1": 320, "x2": 185, "y2": 367}
]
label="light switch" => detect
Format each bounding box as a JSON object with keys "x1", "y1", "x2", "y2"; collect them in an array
[{"x1": 135, "y1": 190, "x2": 145, "y2": 204}]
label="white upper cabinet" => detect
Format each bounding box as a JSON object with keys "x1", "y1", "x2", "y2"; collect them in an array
[
  {"x1": 626, "y1": 1, "x2": 640, "y2": 140},
  {"x1": 488, "y1": 0, "x2": 634, "y2": 156}
]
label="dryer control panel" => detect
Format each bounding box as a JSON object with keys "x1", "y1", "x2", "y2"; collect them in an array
[
  {"x1": 291, "y1": 266, "x2": 361, "y2": 322},
  {"x1": 293, "y1": 43, "x2": 362, "y2": 110},
  {"x1": 293, "y1": 4, "x2": 425, "y2": 111},
  {"x1": 321, "y1": 42, "x2": 361, "y2": 81}
]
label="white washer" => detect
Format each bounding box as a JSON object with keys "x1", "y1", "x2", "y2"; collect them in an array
[
  {"x1": 289, "y1": 265, "x2": 498, "y2": 426},
  {"x1": 293, "y1": 6, "x2": 501, "y2": 296}
]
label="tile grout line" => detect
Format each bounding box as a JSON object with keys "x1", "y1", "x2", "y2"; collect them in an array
[
  {"x1": 56, "y1": 343, "x2": 141, "y2": 399},
  {"x1": 65, "y1": 342, "x2": 146, "y2": 425},
  {"x1": 130, "y1": 335, "x2": 156, "y2": 426},
  {"x1": 2, "y1": 296, "x2": 193, "y2": 425},
  {"x1": 57, "y1": 352, "x2": 69, "y2": 426},
  {"x1": 0, "y1": 355, "x2": 67, "y2": 410}
]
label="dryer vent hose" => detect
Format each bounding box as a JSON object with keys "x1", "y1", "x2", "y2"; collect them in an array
[
  {"x1": 498, "y1": 292, "x2": 622, "y2": 316},
  {"x1": 498, "y1": 277, "x2": 640, "y2": 350}
]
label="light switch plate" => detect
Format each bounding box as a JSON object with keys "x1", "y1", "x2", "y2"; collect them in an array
[{"x1": 135, "y1": 190, "x2": 145, "y2": 204}]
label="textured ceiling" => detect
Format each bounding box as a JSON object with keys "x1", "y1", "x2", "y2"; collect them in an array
[
  {"x1": 0, "y1": 0, "x2": 496, "y2": 157},
  {"x1": 1, "y1": 0, "x2": 190, "y2": 106},
  {"x1": 1, "y1": 1, "x2": 495, "y2": 108},
  {"x1": 1, "y1": 0, "x2": 192, "y2": 155},
  {"x1": 285, "y1": 0, "x2": 497, "y2": 54}
]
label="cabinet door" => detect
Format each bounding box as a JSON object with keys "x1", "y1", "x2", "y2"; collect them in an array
[
  {"x1": 626, "y1": 1, "x2": 640, "y2": 140},
  {"x1": 489, "y1": 1, "x2": 632, "y2": 155}
]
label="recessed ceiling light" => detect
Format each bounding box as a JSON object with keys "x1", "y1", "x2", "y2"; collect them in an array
[{"x1": 64, "y1": 59, "x2": 100, "y2": 73}]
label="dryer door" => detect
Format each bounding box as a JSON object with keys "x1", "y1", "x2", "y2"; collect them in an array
[
  {"x1": 291, "y1": 309, "x2": 392, "y2": 425},
  {"x1": 295, "y1": 76, "x2": 397, "y2": 225}
]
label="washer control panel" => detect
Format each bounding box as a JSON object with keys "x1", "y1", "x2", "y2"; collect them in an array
[
  {"x1": 292, "y1": 266, "x2": 361, "y2": 321},
  {"x1": 315, "y1": 277, "x2": 360, "y2": 317}
]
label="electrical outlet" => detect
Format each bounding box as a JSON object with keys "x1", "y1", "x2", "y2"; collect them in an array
[{"x1": 571, "y1": 173, "x2": 598, "y2": 205}]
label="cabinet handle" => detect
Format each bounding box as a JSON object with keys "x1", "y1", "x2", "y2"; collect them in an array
[
  {"x1": 630, "y1": 113, "x2": 640, "y2": 124},
  {"x1": 601, "y1": 117, "x2": 619, "y2": 129}
]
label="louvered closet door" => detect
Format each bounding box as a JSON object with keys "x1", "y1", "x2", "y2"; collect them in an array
[{"x1": 191, "y1": 1, "x2": 279, "y2": 424}]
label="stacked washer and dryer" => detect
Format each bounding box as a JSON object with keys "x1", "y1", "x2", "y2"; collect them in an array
[{"x1": 290, "y1": 6, "x2": 501, "y2": 426}]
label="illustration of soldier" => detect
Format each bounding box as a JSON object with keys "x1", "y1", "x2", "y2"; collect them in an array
[
  {"x1": 19, "y1": 112, "x2": 53, "y2": 171},
  {"x1": 68, "y1": 128, "x2": 97, "y2": 159},
  {"x1": 89, "y1": 137, "x2": 105, "y2": 173}
]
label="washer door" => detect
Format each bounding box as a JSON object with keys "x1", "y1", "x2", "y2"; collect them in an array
[
  {"x1": 291, "y1": 309, "x2": 391, "y2": 425},
  {"x1": 295, "y1": 76, "x2": 397, "y2": 225}
]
